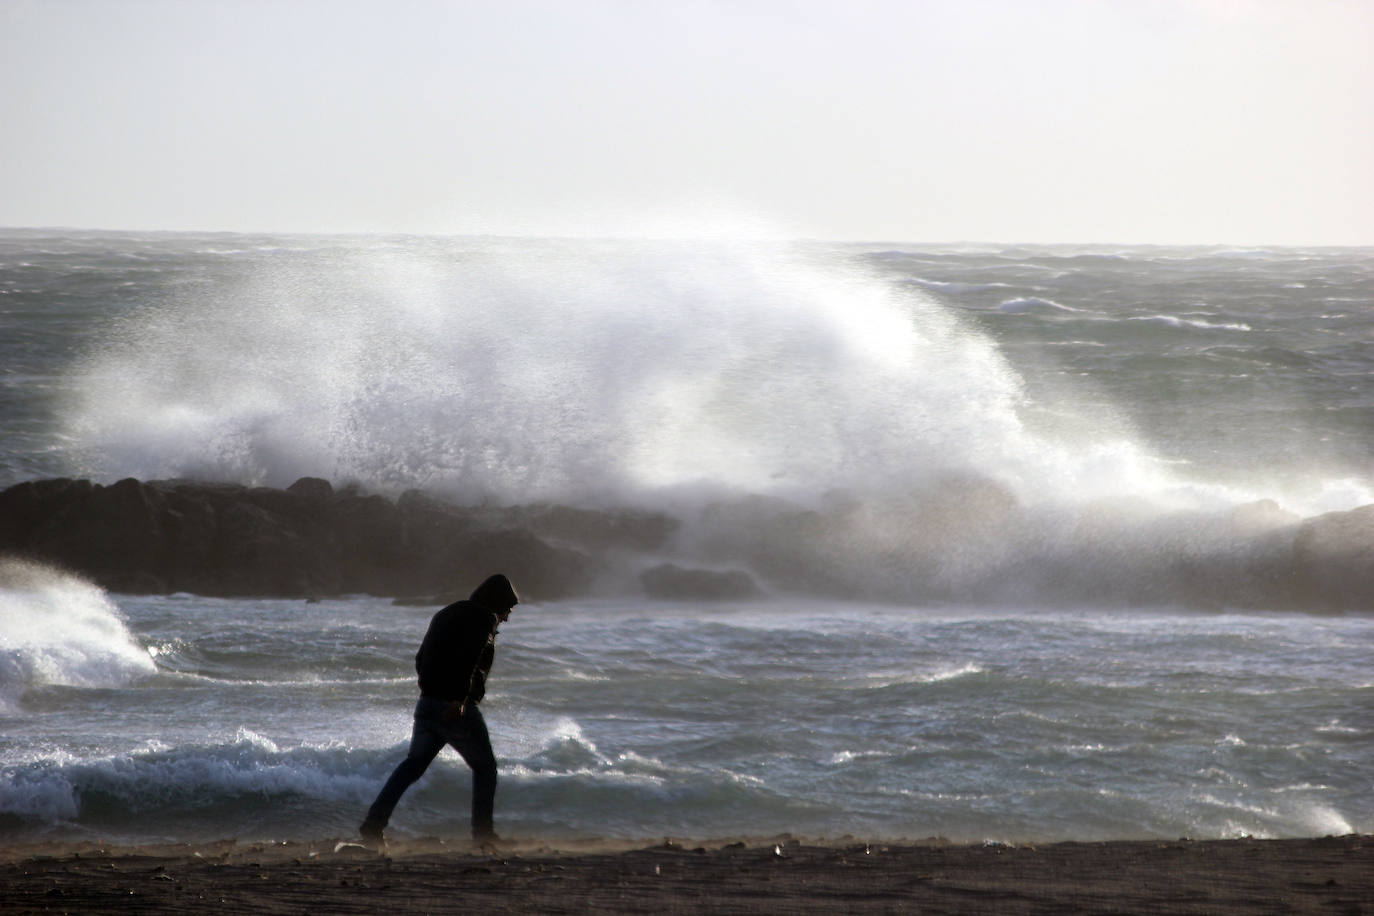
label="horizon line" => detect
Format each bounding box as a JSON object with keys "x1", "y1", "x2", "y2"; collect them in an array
[{"x1": 3, "y1": 224, "x2": 1373, "y2": 251}]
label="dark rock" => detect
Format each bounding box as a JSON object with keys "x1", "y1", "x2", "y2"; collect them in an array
[
  {"x1": 0, "y1": 476, "x2": 350, "y2": 597},
  {"x1": 6, "y1": 470, "x2": 1361, "y2": 612},
  {"x1": 0, "y1": 475, "x2": 601, "y2": 599},
  {"x1": 27, "y1": 478, "x2": 169, "y2": 589},
  {"x1": 159, "y1": 488, "x2": 220, "y2": 590},
  {"x1": 210, "y1": 500, "x2": 340, "y2": 596},
  {"x1": 0, "y1": 478, "x2": 95, "y2": 551},
  {"x1": 696, "y1": 474, "x2": 1022, "y2": 602},
  {"x1": 394, "y1": 490, "x2": 483, "y2": 591},
  {"x1": 243, "y1": 486, "x2": 315, "y2": 521},
  {"x1": 287, "y1": 477, "x2": 334, "y2": 501},
  {"x1": 640, "y1": 564, "x2": 761, "y2": 600},
  {"x1": 698, "y1": 494, "x2": 846, "y2": 595},
  {"x1": 426, "y1": 527, "x2": 593, "y2": 602},
  {"x1": 99, "y1": 569, "x2": 170, "y2": 595},
  {"x1": 1290, "y1": 504, "x2": 1374, "y2": 611},
  {"x1": 334, "y1": 493, "x2": 406, "y2": 594}
]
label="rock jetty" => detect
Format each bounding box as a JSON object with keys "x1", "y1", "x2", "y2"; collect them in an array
[
  {"x1": 0, "y1": 476, "x2": 677, "y2": 601},
  {"x1": 1, "y1": 475, "x2": 1371, "y2": 611}
]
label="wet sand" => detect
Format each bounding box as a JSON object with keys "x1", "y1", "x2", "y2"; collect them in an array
[{"x1": 1, "y1": 834, "x2": 1369, "y2": 914}]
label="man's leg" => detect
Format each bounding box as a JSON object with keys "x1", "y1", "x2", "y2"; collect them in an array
[
  {"x1": 446, "y1": 705, "x2": 499, "y2": 840},
  {"x1": 362, "y1": 700, "x2": 447, "y2": 836}
]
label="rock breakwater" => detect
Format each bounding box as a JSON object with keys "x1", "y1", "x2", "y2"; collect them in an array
[
  {"x1": 0, "y1": 477, "x2": 674, "y2": 601},
  {"x1": 1, "y1": 476, "x2": 1371, "y2": 611}
]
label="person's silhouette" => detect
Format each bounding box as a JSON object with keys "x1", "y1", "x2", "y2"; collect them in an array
[{"x1": 360, "y1": 574, "x2": 519, "y2": 847}]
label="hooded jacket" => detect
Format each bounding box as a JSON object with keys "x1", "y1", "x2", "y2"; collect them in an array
[{"x1": 414, "y1": 575, "x2": 519, "y2": 705}]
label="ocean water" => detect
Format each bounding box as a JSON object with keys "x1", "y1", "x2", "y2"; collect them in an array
[
  {"x1": 0, "y1": 231, "x2": 1371, "y2": 844},
  {"x1": 1, "y1": 569, "x2": 1369, "y2": 845}
]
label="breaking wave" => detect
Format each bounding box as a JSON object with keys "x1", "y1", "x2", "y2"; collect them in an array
[
  {"x1": 48, "y1": 237, "x2": 1373, "y2": 609},
  {"x1": 65, "y1": 238, "x2": 1185, "y2": 510},
  {"x1": 0, "y1": 559, "x2": 155, "y2": 708}
]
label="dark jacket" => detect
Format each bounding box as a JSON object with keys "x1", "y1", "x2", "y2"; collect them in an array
[{"x1": 414, "y1": 575, "x2": 518, "y2": 705}]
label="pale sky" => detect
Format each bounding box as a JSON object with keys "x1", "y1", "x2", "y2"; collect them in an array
[{"x1": 2, "y1": 0, "x2": 1371, "y2": 244}]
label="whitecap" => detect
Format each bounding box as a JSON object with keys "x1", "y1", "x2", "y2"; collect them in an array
[
  {"x1": 859, "y1": 662, "x2": 984, "y2": 688},
  {"x1": 233, "y1": 728, "x2": 281, "y2": 753},
  {"x1": 997, "y1": 297, "x2": 1082, "y2": 314},
  {"x1": 908, "y1": 278, "x2": 1013, "y2": 293},
  {"x1": 0, "y1": 559, "x2": 155, "y2": 707},
  {"x1": 1298, "y1": 805, "x2": 1354, "y2": 835},
  {"x1": 1126, "y1": 315, "x2": 1251, "y2": 331},
  {"x1": 829, "y1": 749, "x2": 891, "y2": 765},
  {"x1": 502, "y1": 764, "x2": 666, "y2": 786}
]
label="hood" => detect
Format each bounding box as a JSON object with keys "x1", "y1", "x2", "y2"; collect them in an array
[{"x1": 470, "y1": 573, "x2": 519, "y2": 610}]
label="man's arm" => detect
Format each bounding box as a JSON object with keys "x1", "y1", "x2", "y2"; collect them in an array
[
  {"x1": 464, "y1": 639, "x2": 497, "y2": 708},
  {"x1": 443, "y1": 608, "x2": 496, "y2": 718}
]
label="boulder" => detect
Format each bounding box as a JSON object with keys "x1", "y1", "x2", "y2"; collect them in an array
[
  {"x1": 1289, "y1": 504, "x2": 1374, "y2": 611},
  {"x1": 421, "y1": 527, "x2": 593, "y2": 602},
  {"x1": 209, "y1": 499, "x2": 341, "y2": 596},
  {"x1": 287, "y1": 476, "x2": 334, "y2": 502},
  {"x1": 333, "y1": 493, "x2": 407, "y2": 594},
  {"x1": 26, "y1": 478, "x2": 170, "y2": 593},
  {"x1": 0, "y1": 478, "x2": 95, "y2": 552}
]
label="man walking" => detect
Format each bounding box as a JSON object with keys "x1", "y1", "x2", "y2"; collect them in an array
[{"x1": 360, "y1": 573, "x2": 519, "y2": 847}]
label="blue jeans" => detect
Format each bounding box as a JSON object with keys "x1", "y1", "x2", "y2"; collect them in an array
[{"x1": 365, "y1": 696, "x2": 498, "y2": 837}]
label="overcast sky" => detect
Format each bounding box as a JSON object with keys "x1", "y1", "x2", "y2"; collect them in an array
[{"x1": 2, "y1": 0, "x2": 1370, "y2": 244}]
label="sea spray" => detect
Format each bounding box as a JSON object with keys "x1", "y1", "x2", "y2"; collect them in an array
[
  {"x1": 0, "y1": 235, "x2": 1353, "y2": 611},
  {"x1": 63, "y1": 238, "x2": 1171, "y2": 510},
  {"x1": 0, "y1": 559, "x2": 155, "y2": 707}
]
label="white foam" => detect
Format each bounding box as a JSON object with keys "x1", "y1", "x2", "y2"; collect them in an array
[
  {"x1": 0, "y1": 736, "x2": 383, "y2": 829},
  {"x1": 910, "y1": 278, "x2": 1013, "y2": 293},
  {"x1": 0, "y1": 560, "x2": 154, "y2": 707},
  {"x1": 1298, "y1": 805, "x2": 1354, "y2": 836},
  {"x1": 858, "y1": 662, "x2": 984, "y2": 688},
  {"x1": 54, "y1": 236, "x2": 1370, "y2": 608},
  {"x1": 997, "y1": 296, "x2": 1082, "y2": 314},
  {"x1": 1127, "y1": 314, "x2": 1251, "y2": 332},
  {"x1": 60, "y1": 238, "x2": 1169, "y2": 510},
  {"x1": 830, "y1": 749, "x2": 891, "y2": 765},
  {"x1": 0, "y1": 764, "x2": 81, "y2": 822}
]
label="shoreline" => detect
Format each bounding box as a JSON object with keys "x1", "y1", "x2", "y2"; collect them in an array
[{"x1": 2, "y1": 834, "x2": 1369, "y2": 914}]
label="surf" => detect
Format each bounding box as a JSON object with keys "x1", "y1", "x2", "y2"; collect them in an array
[
  {"x1": 46, "y1": 235, "x2": 1374, "y2": 608},
  {"x1": 0, "y1": 559, "x2": 155, "y2": 710},
  {"x1": 63, "y1": 236, "x2": 1246, "y2": 518}
]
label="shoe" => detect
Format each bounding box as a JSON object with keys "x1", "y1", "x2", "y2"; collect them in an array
[{"x1": 472, "y1": 828, "x2": 501, "y2": 851}]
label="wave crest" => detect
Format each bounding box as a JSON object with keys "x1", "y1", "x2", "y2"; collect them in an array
[{"x1": 0, "y1": 559, "x2": 154, "y2": 706}]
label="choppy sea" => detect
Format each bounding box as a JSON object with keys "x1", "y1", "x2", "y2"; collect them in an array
[{"x1": 1, "y1": 231, "x2": 1371, "y2": 844}]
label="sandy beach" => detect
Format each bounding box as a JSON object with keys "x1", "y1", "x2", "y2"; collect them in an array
[{"x1": 1, "y1": 834, "x2": 1369, "y2": 914}]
